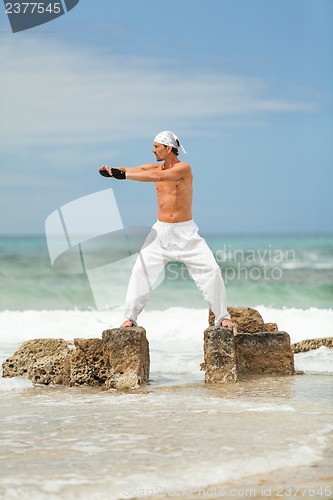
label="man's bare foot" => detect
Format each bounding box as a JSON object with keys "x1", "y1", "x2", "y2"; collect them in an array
[
  {"x1": 221, "y1": 318, "x2": 234, "y2": 329},
  {"x1": 120, "y1": 319, "x2": 134, "y2": 328}
]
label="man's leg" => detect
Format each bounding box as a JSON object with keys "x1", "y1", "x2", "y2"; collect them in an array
[
  {"x1": 121, "y1": 227, "x2": 167, "y2": 327},
  {"x1": 181, "y1": 233, "x2": 232, "y2": 327}
]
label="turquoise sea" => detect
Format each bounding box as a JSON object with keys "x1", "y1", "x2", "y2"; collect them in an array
[{"x1": 0, "y1": 234, "x2": 332, "y2": 311}]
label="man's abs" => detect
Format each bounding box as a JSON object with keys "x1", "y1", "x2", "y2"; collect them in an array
[{"x1": 155, "y1": 179, "x2": 193, "y2": 223}]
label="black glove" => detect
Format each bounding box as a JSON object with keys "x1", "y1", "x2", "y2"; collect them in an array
[
  {"x1": 99, "y1": 169, "x2": 111, "y2": 177},
  {"x1": 111, "y1": 168, "x2": 126, "y2": 180}
]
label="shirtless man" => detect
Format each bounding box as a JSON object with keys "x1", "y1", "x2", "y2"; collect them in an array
[{"x1": 99, "y1": 131, "x2": 233, "y2": 329}]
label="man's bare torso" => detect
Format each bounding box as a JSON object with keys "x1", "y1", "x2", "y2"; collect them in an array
[{"x1": 155, "y1": 161, "x2": 193, "y2": 223}]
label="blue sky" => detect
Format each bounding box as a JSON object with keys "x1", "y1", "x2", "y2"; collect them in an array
[{"x1": 0, "y1": 0, "x2": 332, "y2": 235}]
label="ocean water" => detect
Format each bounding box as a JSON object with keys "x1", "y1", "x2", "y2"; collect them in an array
[
  {"x1": 0, "y1": 234, "x2": 332, "y2": 311},
  {"x1": 0, "y1": 235, "x2": 332, "y2": 499}
]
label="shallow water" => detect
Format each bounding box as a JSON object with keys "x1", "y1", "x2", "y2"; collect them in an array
[{"x1": 0, "y1": 374, "x2": 332, "y2": 500}]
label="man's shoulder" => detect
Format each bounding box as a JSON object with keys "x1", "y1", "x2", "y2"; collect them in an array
[{"x1": 175, "y1": 160, "x2": 191, "y2": 170}]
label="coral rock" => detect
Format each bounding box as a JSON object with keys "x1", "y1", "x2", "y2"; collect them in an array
[
  {"x1": 209, "y1": 307, "x2": 267, "y2": 333},
  {"x1": 204, "y1": 327, "x2": 238, "y2": 383},
  {"x1": 2, "y1": 328, "x2": 150, "y2": 391},
  {"x1": 292, "y1": 337, "x2": 333, "y2": 353},
  {"x1": 2, "y1": 338, "x2": 72, "y2": 385}
]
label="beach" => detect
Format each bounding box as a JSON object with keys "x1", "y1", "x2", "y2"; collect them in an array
[{"x1": 0, "y1": 235, "x2": 332, "y2": 499}]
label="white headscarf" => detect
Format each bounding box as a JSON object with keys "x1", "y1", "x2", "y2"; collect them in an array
[{"x1": 154, "y1": 131, "x2": 187, "y2": 154}]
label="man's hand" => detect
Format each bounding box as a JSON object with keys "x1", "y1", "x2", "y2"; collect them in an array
[
  {"x1": 99, "y1": 166, "x2": 126, "y2": 179},
  {"x1": 99, "y1": 165, "x2": 113, "y2": 177}
]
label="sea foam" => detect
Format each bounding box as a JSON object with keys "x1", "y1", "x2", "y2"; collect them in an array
[
  {"x1": 294, "y1": 346, "x2": 333, "y2": 374},
  {"x1": 0, "y1": 306, "x2": 332, "y2": 378},
  {"x1": 0, "y1": 376, "x2": 34, "y2": 392}
]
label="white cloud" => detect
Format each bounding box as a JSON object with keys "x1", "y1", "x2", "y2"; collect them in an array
[{"x1": 0, "y1": 37, "x2": 317, "y2": 149}]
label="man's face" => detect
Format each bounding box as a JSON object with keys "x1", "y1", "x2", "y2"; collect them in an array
[{"x1": 152, "y1": 142, "x2": 168, "y2": 161}]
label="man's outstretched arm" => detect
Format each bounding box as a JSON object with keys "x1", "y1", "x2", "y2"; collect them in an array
[
  {"x1": 125, "y1": 163, "x2": 191, "y2": 182},
  {"x1": 99, "y1": 163, "x2": 158, "y2": 177}
]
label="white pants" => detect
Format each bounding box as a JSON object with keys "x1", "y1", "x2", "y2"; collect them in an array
[{"x1": 123, "y1": 219, "x2": 230, "y2": 326}]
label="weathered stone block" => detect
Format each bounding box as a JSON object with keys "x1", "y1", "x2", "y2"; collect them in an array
[
  {"x1": 2, "y1": 338, "x2": 72, "y2": 385},
  {"x1": 203, "y1": 327, "x2": 238, "y2": 383},
  {"x1": 263, "y1": 322, "x2": 279, "y2": 332},
  {"x1": 2, "y1": 327, "x2": 150, "y2": 390},
  {"x1": 67, "y1": 338, "x2": 111, "y2": 387},
  {"x1": 209, "y1": 307, "x2": 265, "y2": 333},
  {"x1": 292, "y1": 337, "x2": 333, "y2": 353},
  {"x1": 203, "y1": 327, "x2": 295, "y2": 383},
  {"x1": 102, "y1": 327, "x2": 150, "y2": 390},
  {"x1": 235, "y1": 332, "x2": 294, "y2": 375}
]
